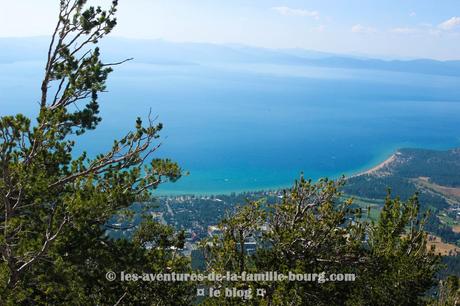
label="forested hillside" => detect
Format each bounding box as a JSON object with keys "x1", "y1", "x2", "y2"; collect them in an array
[{"x1": 345, "y1": 148, "x2": 460, "y2": 246}]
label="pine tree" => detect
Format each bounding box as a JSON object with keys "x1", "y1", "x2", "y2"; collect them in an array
[
  {"x1": 203, "y1": 178, "x2": 441, "y2": 305},
  {"x1": 0, "y1": 1, "x2": 193, "y2": 304}
]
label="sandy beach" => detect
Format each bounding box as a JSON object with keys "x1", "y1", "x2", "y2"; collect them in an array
[{"x1": 353, "y1": 152, "x2": 399, "y2": 177}]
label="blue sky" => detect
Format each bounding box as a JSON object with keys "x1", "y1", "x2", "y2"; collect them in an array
[{"x1": 0, "y1": 0, "x2": 459, "y2": 59}]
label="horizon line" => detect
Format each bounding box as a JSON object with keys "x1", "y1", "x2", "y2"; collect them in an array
[{"x1": 1, "y1": 35, "x2": 459, "y2": 62}]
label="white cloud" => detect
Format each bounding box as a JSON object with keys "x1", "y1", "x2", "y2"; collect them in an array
[
  {"x1": 438, "y1": 17, "x2": 460, "y2": 30},
  {"x1": 272, "y1": 6, "x2": 320, "y2": 20},
  {"x1": 351, "y1": 24, "x2": 376, "y2": 34},
  {"x1": 409, "y1": 11, "x2": 416, "y2": 17},
  {"x1": 391, "y1": 27, "x2": 417, "y2": 34}
]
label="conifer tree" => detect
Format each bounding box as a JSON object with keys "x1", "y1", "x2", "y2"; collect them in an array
[
  {"x1": 0, "y1": 1, "x2": 193, "y2": 304},
  {"x1": 203, "y1": 178, "x2": 441, "y2": 305}
]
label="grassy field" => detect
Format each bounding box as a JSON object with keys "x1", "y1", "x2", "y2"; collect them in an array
[{"x1": 347, "y1": 195, "x2": 383, "y2": 221}]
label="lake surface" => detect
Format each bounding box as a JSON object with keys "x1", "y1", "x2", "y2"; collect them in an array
[{"x1": 1, "y1": 59, "x2": 460, "y2": 195}]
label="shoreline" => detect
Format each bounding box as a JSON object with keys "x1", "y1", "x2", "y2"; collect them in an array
[
  {"x1": 350, "y1": 152, "x2": 398, "y2": 178},
  {"x1": 156, "y1": 151, "x2": 401, "y2": 197}
]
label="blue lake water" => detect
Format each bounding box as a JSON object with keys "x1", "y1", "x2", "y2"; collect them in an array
[{"x1": 1, "y1": 60, "x2": 460, "y2": 194}]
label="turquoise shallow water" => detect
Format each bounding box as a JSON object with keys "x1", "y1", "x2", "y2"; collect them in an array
[{"x1": 1, "y1": 60, "x2": 460, "y2": 195}]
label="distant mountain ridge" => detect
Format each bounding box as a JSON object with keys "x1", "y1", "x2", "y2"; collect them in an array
[{"x1": 1, "y1": 37, "x2": 460, "y2": 77}]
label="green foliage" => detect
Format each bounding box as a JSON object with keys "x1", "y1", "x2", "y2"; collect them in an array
[
  {"x1": 0, "y1": 1, "x2": 450, "y2": 305},
  {"x1": 203, "y1": 178, "x2": 441, "y2": 305},
  {"x1": 430, "y1": 276, "x2": 460, "y2": 305},
  {"x1": 344, "y1": 148, "x2": 460, "y2": 245},
  {"x1": 0, "y1": 0, "x2": 193, "y2": 304},
  {"x1": 390, "y1": 148, "x2": 460, "y2": 187},
  {"x1": 349, "y1": 194, "x2": 440, "y2": 306}
]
